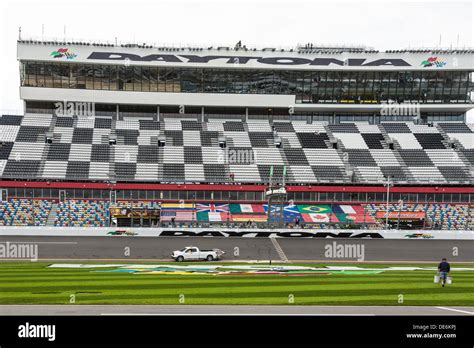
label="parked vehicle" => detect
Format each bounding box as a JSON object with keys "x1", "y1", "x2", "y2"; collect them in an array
[{"x1": 171, "y1": 246, "x2": 225, "y2": 262}]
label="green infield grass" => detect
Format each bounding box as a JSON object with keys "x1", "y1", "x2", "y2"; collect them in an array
[{"x1": 0, "y1": 262, "x2": 473, "y2": 306}]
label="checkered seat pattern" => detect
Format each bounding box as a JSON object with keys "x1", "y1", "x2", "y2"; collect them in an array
[{"x1": 0, "y1": 115, "x2": 471, "y2": 185}]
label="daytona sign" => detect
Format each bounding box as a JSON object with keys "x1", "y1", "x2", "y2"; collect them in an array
[
  {"x1": 157, "y1": 230, "x2": 384, "y2": 238},
  {"x1": 87, "y1": 52, "x2": 412, "y2": 67}
]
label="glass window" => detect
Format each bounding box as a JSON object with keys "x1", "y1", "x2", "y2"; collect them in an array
[
  {"x1": 170, "y1": 190, "x2": 179, "y2": 200},
  {"x1": 149, "y1": 68, "x2": 158, "y2": 92},
  {"x1": 25, "y1": 62, "x2": 37, "y2": 87},
  {"x1": 76, "y1": 65, "x2": 86, "y2": 89},
  {"x1": 120, "y1": 66, "x2": 133, "y2": 91},
  {"x1": 101, "y1": 65, "x2": 111, "y2": 90},
  {"x1": 158, "y1": 68, "x2": 168, "y2": 92},
  {"x1": 70, "y1": 64, "x2": 77, "y2": 89},
  {"x1": 133, "y1": 66, "x2": 142, "y2": 91},
  {"x1": 246, "y1": 191, "x2": 256, "y2": 201},
  {"x1": 141, "y1": 67, "x2": 151, "y2": 92},
  {"x1": 93, "y1": 65, "x2": 102, "y2": 90},
  {"x1": 229, "y1": 191, "x2": 238, "y2": 201},
  {"x1": 109, "y1": 65, "x2": 118, "y2": 91}
]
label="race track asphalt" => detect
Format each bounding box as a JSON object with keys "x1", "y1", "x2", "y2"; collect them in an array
[
  {"x1": 0, "y1": 236, "x2": 472, "y2": 262},
  {"x1": 0, "y1": 304, "x2": 472, "y2": 315}
]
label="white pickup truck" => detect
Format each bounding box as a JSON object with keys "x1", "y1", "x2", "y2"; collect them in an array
[{"x1": 171, "y1": 246, "x2": 225, "y2": 262}]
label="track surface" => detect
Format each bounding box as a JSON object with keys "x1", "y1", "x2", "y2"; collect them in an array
[
  {"x1": 0, "y1": 305, "x2": 472, "y2": 316},
  {"x1": 0, "y1": 236, "x2": 473, "y2": 262}
]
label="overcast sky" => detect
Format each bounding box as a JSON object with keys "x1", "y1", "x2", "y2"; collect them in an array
[{"x1": 0, "y1": 0, "x2": 472, "y2": 120}]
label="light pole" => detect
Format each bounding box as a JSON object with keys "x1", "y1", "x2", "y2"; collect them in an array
[
  {"x1": 467, "y1": 203, "x2": 472, "y2": 231},
  {"x1": 396, "y1": 198, "x2": 404, "y2": 230},
  {"x1": 385, "y1": 175, "x2": 392, "y2": 230},
  {"x1": 423, "y1": 197, "x2": 432, "y2": 230}
]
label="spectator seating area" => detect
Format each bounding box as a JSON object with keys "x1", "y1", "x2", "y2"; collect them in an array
[
  {"x1": 365, "y1": 203, "x2": 473, "y2": 230},
  {"x1": 0, "y1": 199, "x2": 471, "y2": 229},
  {"x1": 55, "y1": 200, "x2": 109, "y2": 227},
  {"x1": 0, "y1": 199, "x2": 52, "y2": 226},
  {"x1": 0, "y1": 114, "x2": 472, "y2": 185}
]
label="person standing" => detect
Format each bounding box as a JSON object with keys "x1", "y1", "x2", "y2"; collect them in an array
[{"x1": 438, "y1": 258, "x2": 451, "y2": 287}]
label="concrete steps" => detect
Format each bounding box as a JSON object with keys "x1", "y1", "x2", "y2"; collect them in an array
[{"x1": 46, "y1": 203, "x2": 58, "y2": 226}]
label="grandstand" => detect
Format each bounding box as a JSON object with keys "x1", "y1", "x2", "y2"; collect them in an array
[
  {"x1": 0, "y1": 39, "x2": 473, "y2": 230},
  {"x1": 0, "y1": 116, "x2": 472, "y2": 184}
]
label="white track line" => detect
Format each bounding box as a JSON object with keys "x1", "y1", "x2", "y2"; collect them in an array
[
  {"x1": 436, "y1": 307, "x2": 474, "y2": 315},
  {"x1": 0, "y1": 242, "x2": 78, "y2": 244},
  {"x1": 270, "y1": 237, "x2": 288, "y2": 262},
  {"x1": 101, "y1": 313, "x2": 374, "y2": 316}
]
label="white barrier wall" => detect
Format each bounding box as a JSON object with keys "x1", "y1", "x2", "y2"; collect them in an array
[{"x1": 0, "y1": 227, "x2": 472, "y2": 240}]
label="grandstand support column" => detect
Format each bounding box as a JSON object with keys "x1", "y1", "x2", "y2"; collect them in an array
[
  {"x1": 115, "y1": 105, "x2": 119, "y2": 120},
  {"x1": 109, "y1": 189, "x2": 116, "y2": 205},
  {"x1": 363, "y1": 205, "x2": 367, "y2": 228},
  {"x1": 0, "y1": 188, "x2": 7, "y2": 201},
  {"x1": 245, "y1": 107, "x2": 248, "y2": 122},
  {"x1": 59, "y1": 190, "x2": 66, "y2": 203}
]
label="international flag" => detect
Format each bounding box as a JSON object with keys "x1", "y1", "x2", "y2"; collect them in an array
[
  {"x1": 333, "y1": 205, "x2": 375, "y2": 223},
  {"x1": 332, "y1": 205, "x2": 357, "y2": 215},
  {"x1": 263, "y1": 204, "x2": 300, "y2": 214},
  {"x1": 160, "y1": 211, "x2": 195, "y2": 221},
  {"x1": 229, "y1": 204, "x2": 265, "y2": 214},
  {"x1": 195, "y1": 203, "x2": 229, "y2": 213},
  {"x1": 264, "y1": 204, "x2": 302, "y2": 223},
  {"x1": 161, "y1": 203, "x2": 195, "y2": 210},
  {"x1": 197, "y1": 211, "x2": 231, "y2": 222},
  {"x1": 231, "y1": 214, "x2": 268, "y2": 222},
  {"x1": 346, "y1": 214, "x2": 375, "y2": 223},
  {"x1": 301, "y1": 213, "x2": 339, "y2": 223},
  {"x1": 297, "y1": 205, "x2": 332, "y2": 214}
]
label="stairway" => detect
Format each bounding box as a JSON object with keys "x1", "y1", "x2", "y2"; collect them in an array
[
  {"x1": 323, "y1": 125, "x2": 354, "y2": 183},
  {"x1": 391, "y1": 147, "x2": 414, "y2": 183},
  {"x1": 378, "y1": 124, "x2": 401, "y2": 150},
  {"x1": 47, "y1": 203, "x2": 58, "y2": 226},
  {"x1": 108, "y1": 118, "x2": 117, "y2": 181},
  {"x1": 436, "y1": 124, "x2": 465, "y2": 150}
]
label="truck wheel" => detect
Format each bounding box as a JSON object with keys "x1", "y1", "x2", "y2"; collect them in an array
[
  {"x1": 206, "y1": 255, "x2": 214, "y2": 261},
  {"x1": 177, "y1": 256, "x2": 184, "y2": 262}
]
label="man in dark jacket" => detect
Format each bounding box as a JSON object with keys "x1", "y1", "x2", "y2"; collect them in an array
[{"x1": 438, "y1": 258, "x2": 451, "y2": 287}]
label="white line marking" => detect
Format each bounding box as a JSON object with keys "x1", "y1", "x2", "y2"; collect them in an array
[
  {"x1": 0, "y1": 242, "x2": 78, "y2": 244},
  {"x1": 436, "y1": 307, "x2": 474, "y2": 315},
  {"x1": 270, "y1": 237, "x2": 288, "y2": 262},
  {"x1": 101, "y1": 313, "x2": 374, "y2": 316}
]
